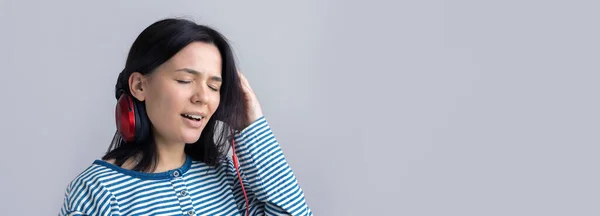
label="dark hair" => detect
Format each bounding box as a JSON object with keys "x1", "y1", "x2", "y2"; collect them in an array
[{"x1": 102, "y1": 18, "x2": 248, "y2": 171}]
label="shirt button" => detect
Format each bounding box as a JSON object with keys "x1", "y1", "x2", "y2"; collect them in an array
[
  {"x1": 173, "y1": 170, "x2": 180, "y2": 177},
  {"x1": 180, "y1": 190, "x2": 187, "y2": 196},
  {"x1": 187, "y1": 210, "x2": 195, "y2": 216}
]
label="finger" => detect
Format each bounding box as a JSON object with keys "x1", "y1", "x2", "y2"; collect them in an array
[
  {"x1": 237, "y1": 70, "x2": 253, "y2": 91},
  {"x1": 237, "y1": 70, "x2": 248, "y2": 84}
]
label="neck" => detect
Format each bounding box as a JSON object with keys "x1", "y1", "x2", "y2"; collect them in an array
[{"x1": 152, "y1": 136, "x2": 187, "y2": 173}]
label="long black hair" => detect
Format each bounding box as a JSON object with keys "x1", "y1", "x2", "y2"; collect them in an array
[{"x1": 102, "y1": 18, "x2": 248, "y2": 172}]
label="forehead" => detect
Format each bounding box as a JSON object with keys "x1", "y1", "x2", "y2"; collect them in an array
[{"x1": 165, "y1": 42, "x2": 222, "y2": 76}]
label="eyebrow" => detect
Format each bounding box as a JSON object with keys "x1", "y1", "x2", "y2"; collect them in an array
[{"x1": 175, "y1": 68, "x2": 222, "y2": 82}]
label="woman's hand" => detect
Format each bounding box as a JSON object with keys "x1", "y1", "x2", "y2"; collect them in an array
[{"x1": 238, "y1": 70, "x2": 264, "y2": 129}]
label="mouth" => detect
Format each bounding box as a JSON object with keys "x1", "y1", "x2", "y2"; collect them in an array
[{"x1": 181, "y1": 113, "x2": 204, "y2": 121}]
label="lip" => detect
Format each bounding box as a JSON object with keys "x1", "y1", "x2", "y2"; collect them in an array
[
  {"x1": 182, "y1": 115, "x2": 203, "y2": 128},
  {"x1": 181, "y1": 111, "x2": 206, "y2": 118}
]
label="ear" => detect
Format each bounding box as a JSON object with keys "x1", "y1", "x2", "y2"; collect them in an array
[{"x1": 128, "y1": 72, "x2": 147, "y2": 101}]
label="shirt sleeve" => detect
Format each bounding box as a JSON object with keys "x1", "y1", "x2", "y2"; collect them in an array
[
  {"x1": 230, "y1": 116, "x2": 313, "y2": 216},
  {"x1": 58, "y1": 173, "x2": 119, "y2": 216}
]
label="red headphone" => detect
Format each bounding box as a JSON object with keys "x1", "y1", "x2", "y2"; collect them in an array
[
  {"x1": 114, "y1": 72, "x2": 150, "y2": 144},
  {"x1": 114, "y1": 71, "x2": 250, "y2": 215}
]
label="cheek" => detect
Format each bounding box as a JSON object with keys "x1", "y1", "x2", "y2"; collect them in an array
[
  {"x1": 145, "y1": 88, "x2": 182, "y2": 123},
  {"x1": 208, "y1": 95, "x2": 221, "y2": 116}
]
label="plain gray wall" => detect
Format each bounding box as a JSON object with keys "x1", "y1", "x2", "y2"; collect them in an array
[{"x1": 1, "y1": 0, "x2": 599, "y2": 215}]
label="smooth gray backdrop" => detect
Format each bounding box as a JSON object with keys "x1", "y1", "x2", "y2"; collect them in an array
[{"x1": 1, "y1": 0, "x2": 598, "y2": 215}]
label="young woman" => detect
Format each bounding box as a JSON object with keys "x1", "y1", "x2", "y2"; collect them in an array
[{"x1": 59, "y1": 18, "x2": 312, "y2": 216}]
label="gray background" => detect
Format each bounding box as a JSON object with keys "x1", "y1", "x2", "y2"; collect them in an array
[{"x1": 0, "y1": 0, "x2": 598, "y2": 215}]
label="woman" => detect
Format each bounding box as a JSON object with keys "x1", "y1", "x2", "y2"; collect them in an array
[{"x1": 59, "y1": 18, "x2": 312, "y2": 216}]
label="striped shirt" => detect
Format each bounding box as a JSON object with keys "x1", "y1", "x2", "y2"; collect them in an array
[{"x1": 59, "y1": 116, "x2": 312, "y2": 216}]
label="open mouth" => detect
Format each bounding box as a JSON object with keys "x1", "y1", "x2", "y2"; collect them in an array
[{"x1": 181, "y1": 114, "x2": 203, "y2": 121}]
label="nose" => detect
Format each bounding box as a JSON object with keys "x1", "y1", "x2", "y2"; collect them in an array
[{"x1": 191, "y1": 85, "x2": 210, "y2": 104}]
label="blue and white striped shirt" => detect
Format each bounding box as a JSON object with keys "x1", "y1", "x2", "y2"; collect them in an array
[{"x1": 59, "y1": 116, "x2": 312, "y2": 215}]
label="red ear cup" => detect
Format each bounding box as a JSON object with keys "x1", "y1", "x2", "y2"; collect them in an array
[
  {"x1": 115, "y1": 92, "x2": 150, "y2": 144},
  {"x1": 116, "y1": 94, "x2": 137, "y2": 143}
]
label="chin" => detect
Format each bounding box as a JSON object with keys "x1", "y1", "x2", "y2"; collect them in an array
[
  {"x1": 182, "y1": 134, "x2": 202, "y2": 144},
  {"x1": 183, "y1": 126, "x2": 205, "y2": 142},
  {"x1": 178, "y1": 125, "x2": 207, "y2": 144}
]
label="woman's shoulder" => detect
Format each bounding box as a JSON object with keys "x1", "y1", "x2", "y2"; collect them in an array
[
  {"x1": 64, "y1": 160, "x2": 115, "y2": 191},
  {"x1": 61, "y1": 161, "x2": 114, "y2": 207},
  {"x1": 60, "y1": 160, "x2": 120, "y2": 214}
]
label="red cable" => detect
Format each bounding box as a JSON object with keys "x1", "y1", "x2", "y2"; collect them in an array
[{"x1": 231, "y1": 138, "x2": 249, "y2": 216}]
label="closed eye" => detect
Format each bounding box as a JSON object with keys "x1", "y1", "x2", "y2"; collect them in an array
[
  {"x1": 176, "y1": 80, "x2": 192, "y2": 84},
  {"x1": 209, "y1": 85, "x2": 220, "y2": 92}
]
